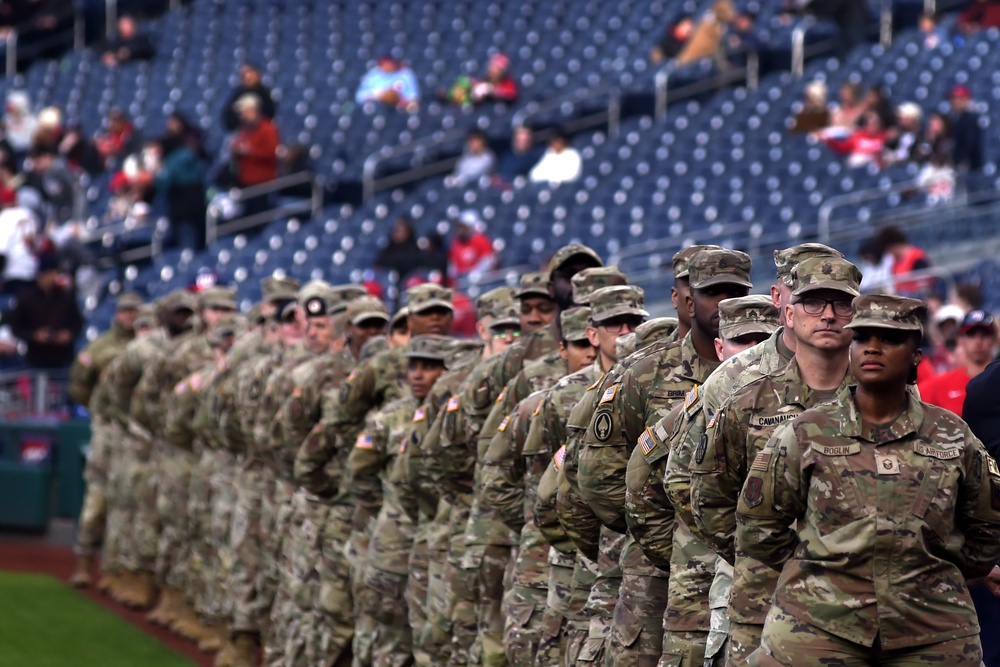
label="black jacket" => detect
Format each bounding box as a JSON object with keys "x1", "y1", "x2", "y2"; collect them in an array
[{"x1": 6, "y1": 282, "x2": 84, "y2": 369}]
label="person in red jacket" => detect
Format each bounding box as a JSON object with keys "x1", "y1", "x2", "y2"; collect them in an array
[
  {"x1": 920, "y1": 310, "x2": 997, "y2": 416},
  {"x1": 230, "y1": 94, "x2": 279, "y2": 188},
  {"x1": 447, "y1": 210, "x2": 496, "y2": 280},
  {"x1": 877, "y1": 225, "x2": 933, "y2": 296},
  {"x1": 959, "y1": 0, "x2": 1000, "y2": 33},
  {"x1": 823, "y1": 110, "x2": 889, "y2": 168}
]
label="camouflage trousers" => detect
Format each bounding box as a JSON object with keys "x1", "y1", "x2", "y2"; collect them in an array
[
  {"x1": 313, "y1": 503, "x2": 355, "y2": 666},
  {"x1": 726, "y1": 622, "x2": 762, "y2": 667},
  {"x1": 74, "y1": 419, "x2": 113, "y2": 558},
  {"x1": 471, "y1": 543, "x2": 513, "y2": 667},
  {"x1": 155, "y1": 444, "x2": 198, "y2": 593},
  {"x1": 750, "y1": 603, "x2": 983, "y2": 667},
  {"x1": 366, "y1": 564, "x2": 413, "y2": 667},
  {"x1": 109, "y1": 429, "x2": 159, "y2": 574},
  {"x1": 607, "y1": 572, "x2": 669, "y2": 667},
  {"x1": 659, "y1": 631, "x2": 707, "y2": 667},
  {"x1": 348, "y1": 516, "x2": 377, "y2": 667},
  {"x1": 561, "y1": 554, "x2": 601, "y2": 667},
  {"x1": 419, "y1": 542, "x2": 452, "y2": 665},
  {"x1": 186, "y1": 448, "x2": 216, "y2": 616},
  {"x1": 193, "y1": 449, "x2": 237, "y2": 623},
  {"x1": 445, "y1": 505, "x2": 478, "y2": 667},
  {"x1": 407, "y1": 539, "x2": 431, "y2": 667},
  {"x1": 502, "y1": 584, "x2": 547, "y2": 667},
  {"x1": 259, "y1": 476, "x2": 293, "y2": 634},
  {"x1": 534, "y1": 549, "x2": 575, "y2": 667},
  {"x1": 229, "y1": 463, "x2": 268, "y2": 635},
  {"x1": 703, "y1": 559, "x2": 733, "y2": 667}
]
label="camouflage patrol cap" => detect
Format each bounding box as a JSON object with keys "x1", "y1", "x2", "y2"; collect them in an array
[
  {"x1": 688, "y1": 249, "x2": 753, "y2": 290},
  {"x1": 547, "y1": 243, "x2": 604, "y2": 275},
  {"x1": 404, "y1": 334, "x2": 452, "y2": 363},
  {"x1": 134, "y1": 304, "x2": 157, "y2": 329},
  {"x1": 406, "y1": 284, "x2": 454, "y2": 314},
  {"x1": 616, "y1": 332, "x2": 637, "y2": 359},
  {"x1": 199, "y1": 286, "x2": 238, "y2": 311},
  {"x1": 390, "y1": 307, "x2": 409, "y2": 330},
  {"x1": 260, "y1": 276, "x2": 300, "y2": 302},
  {"x1": 589, "y1": 285, "x2": 649, "y2": 323},
  {"x1": 718, "y1": 295, "x2": 780, "y2": 340},
  {"x1": 164, "y1": 289, "x2": 197, "y2": 312},
  {"x1": 299, "y1": 280, "x2": 333, "y2": 318},
  {"x1": 209, "y1": 313, "x2": 244, "y2": 346},
  {"x1": 635, "y1": 317, "x2": 678, "y2": 348},
  {"x1": 514, "y1": 272, "x2": 553, "y2": 300},
  {"x1": 774, "y1": 243, "x2": 845, "y2": 285},
  {"x1": 328, "y1": 285, "x2": 370, "y2": 314},
  {"x1": 673, "y1": 245, "x2": 723, "y2": 279},
  {"x1": 570, "y1": 267, "x2": 628, "y2": 305},
  {"x1": 446, "y1": 339, "x2": 485, "y2": 369},
  {"x1": 560, "y1": 307, "x2": 592, "y2": 342},
  {"x1": 346, "y1": 295, "x2": 390, "y2": 326},
  {"x1": 845, "y1": 294, "x2": 926, "y2": 333},
  {"x1": 476, "y1": 286, "x2": 518, "y2": 320},
  {"x1": 115, "y1": 290, "x2": 143, "y2": 311},
  {"x1": 789, "y1": 256, "x2": 862, "y2": 298}
]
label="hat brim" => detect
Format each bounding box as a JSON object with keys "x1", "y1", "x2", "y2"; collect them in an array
[
  {"x1": 592, "y1": 306, "x2": 650, "y2": 323},
  {"x1": 551, "y1": 249, "x2": 603, "y2": 275},
  {"x1": 960, "y1": 323, "x2": 996, "y2": 335},
  {"x1": 844, "y1": 319, "x2": 922, "y2": 331},
  {"x1": 351, "y1": 311, "x2": 390, "y2": 326},
  {"x1": 404, "y1": 352, "x2": 447, "y2": 363},
  {"x1": 792, "y1": 282, "x2": 860, "y2": 298},
  {"x1": 722, "y1": 322, "x2": 779, "y2": 339},
  {"x1": 490, "y1": 316, "x2": 521, "y2": 328},
  {"x1": 562, "y1": 331, "x2": 591, "y2": 343},
  {"x1": 692, "y1": 276, "x2": 754, "y2": 290},
  {"x1": 410, "y1": 299, "x2": 454, "y2": 314},
  {"x1": 207, "y1": 301, "x2": 239, "y2": 312},
  {"x1": 515, "y1": 288, "x2": 552, "y2": 300},
  {"x1": 116, "y1": 301, "x2": 142, "y2": 311}
]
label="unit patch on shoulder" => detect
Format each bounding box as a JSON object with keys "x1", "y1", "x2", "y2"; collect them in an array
[
  {"x1": 599, "y1": 386, "x2": 618, "y2": 405},
  {"x1": 743, "y1": 476, "x2": 763, "y2": 508},
  {"x1": 639, "y1": 428, "x2": 655, "y2": 456},
  {"x1": 498, "y1": 415, "x2": 511, "y2": 432},
  {"x1": 447, "y1": 395, "x2": 461, "y2": 413},
  {"x1": 413, "y1": 407, "x2": 427, "y2": 423},
  {"x1": 554, "y1": 445, "x2": 567, "y2": 469},
  {"x1": 594, "y1": 411, "x2": 613, "y2": 442},
  {"x1": 750, "y1": 451, "x2": 772, "y2": 472},
  {"x1": 355, "y1": 433, "x2": 375, "y2": 450},
  {"x1": 684, "y1": 386, "x2": 699, "y2": 410}
]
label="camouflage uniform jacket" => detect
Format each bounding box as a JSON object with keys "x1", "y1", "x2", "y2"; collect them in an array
[
  {"x1": 68, "y1": 321, "x2": 133, "y2": 408},
  {"x1": 691, "y1": 358, "x2": 849, "y2": 626},
  {"x1": 737, "y1": 389, "x2": 1000, "y2": 649},
  {"x1": 485, "y1": 319, "x2": 559, "y2": 407},
  {"x1": 164, "y1": 358, "x2": 223, "y2": 452},
  {"x1": 253, "y1": 344, "x2": 313, "y2": 476},
  {"x1": 94, "y1": 330, "x2": 165, "y2": 430},
  {"x1": 130, "y1": 331, "x2": 201, "y2": 441}
]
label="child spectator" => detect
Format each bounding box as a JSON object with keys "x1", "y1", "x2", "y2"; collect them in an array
[
  {"x1": 444, "y1": 53, "x2": 519, "y2": 107},
  {"x1": 919, "y1": 12, "x2": 946, "y2": 49}
]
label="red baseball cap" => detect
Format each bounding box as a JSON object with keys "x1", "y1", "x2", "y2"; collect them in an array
[{"x1": 951, "y1": 85, "x2": 972, "y2": 99}]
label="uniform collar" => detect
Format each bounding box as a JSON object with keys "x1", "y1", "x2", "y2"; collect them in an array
[{"x1": 839, "y1": 386, "x2": 924, "y2": 443}]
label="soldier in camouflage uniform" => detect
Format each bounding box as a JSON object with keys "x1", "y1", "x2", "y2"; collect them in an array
[
  {"x1": 68, "y1": 290, "x2": 142, "y2": 587},
  {"x1": 690, "y1": 256, "x2": 862, "y2": 667},
  {"x1": 361, "y1": 334, "x2": 452, "y2": 666},
  {"x1": 622, "y1": 295, "x2": 778, "y2": 667},
  {"x1": 578, "y1": 249, "x2": 752, "y2": 666},
  {"x1": 738, "y1": 294, "x2": 1000, "y2": 666},
  {"x1": 292, "y1": 285, "x2": 455, "y2": 667}
]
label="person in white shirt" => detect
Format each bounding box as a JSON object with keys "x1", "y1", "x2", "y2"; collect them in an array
[
  {"x1": 0, "y1": 192, "x2": 40, "y2": 296},
  {"x1": 528, "y1": 131, "x2": 582, "y2": 184}
]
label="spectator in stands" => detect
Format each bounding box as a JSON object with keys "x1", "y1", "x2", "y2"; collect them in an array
[
  {"x1": 916, "y1": 147, "x2": 956, "y2": 203},
  {"x1": 919, "y1": 12, "x2": 947, "y2": 49},
  {"x1": 23, "y1": 145, "x2": 76, "y2": 224},
  {"x1": 166, "y1": 111, "x2": 206, "y2": 160},
  {"x1": 790, "y1": 80, "x2": 830, "y2": 133},
  {"x1": 877, "y1": 225, "x2": 933, "y2": 296},
  {"x1": 958, "y1": 0, "x2": 1000, "y2": 33},
  {"x1": 222, "y1": 63, "x2": 277, "y2": 132},
  {"x1": 827, "y1": 82, "x2": 864, "y2": 134},
  {"x1": 5, "y1": 252, "x2": 82, "y2": 369},
  {"x1": 949, "y1": 85, "x2": 984, "y2": 172},
  {"x1": 230, "y1": 94, "x2": 279, "y2": 188},
  {"x1": 927, "y1": 303, "x2": 965, "y2": 373},
  {"x1": 94, "y1": 108, "x2": 140, "y2": 170},
  {"x1": 444, "y1": 52, "x2": 519, "y2": 107},
  {"x1": 448, "y1": 210, "x2": 495, "y2": 280},
  {"x1": 920, "y1": 310, "x2": 998, "y2": 416},
  {"x1": 883, "y1": 102, "x2": 922, "y2": 165},
  {"x1": 673, "y1": 0, "x2": 736, "y2": 67},
  {"x1": 857, "y1": 237, "x2": 893, "y2": 293},
  {"x1": 355, "y1": 55, "x2": 420, "y2": 111},
  {"x1": 529, "y1": 130, "x2": 582, "y2": 184},
  {"x1": 108, "y1": 147, "x2": 155, "y2": 222},
  {"x1": 31, "y1": 106, "x2": 63, "y2": 154},
  {"x1": 421, "y1": 232, "x2": 450, "y2": 283},
  {"x1": 823, "y1": 110, "x2": 888, "y2": 169},
  {"x1": 153, "y1": 129, "x2": 206, "y2": 252},
  {"x1": 446, "y1": 129, "x2": 495, "y2": 188},
  {"x1": 912, "y1": 111, "x2": 954, "y2": 165},
  {"x1": 493, "y1": 126, "x2": 541, "y2": 187},
  {"x1": 649, "y1": 14, "x2": 694, "y2": 64},
  {"x1": 954, "y1": 282, "x2": 984, "y2": 312},
  {"x1": 723, "y1": 10, "x2": 760, "y2": 67},
  {"x1": 3, "y1": 90, "x2": 36, "y2": 160},
  {"x1": 0, "y1": 192, "x2": 39, "y2": 297},
  {"x1": 862, "y1": 85, "x2": 896, "y2": 129},
  {"x1": 101, "y1": 16, "x2": 155, "y2": 66},
  {"x1": 58, "y1": 122, "x2": 103, "y2": 175},
  {"x1": 374, "y1": 217, "x2": 424, "y2": 282}
]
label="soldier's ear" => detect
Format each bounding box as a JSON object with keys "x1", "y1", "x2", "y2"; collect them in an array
[{"x1": 684, "y1": 293, "x2": 694, "y2": 318}]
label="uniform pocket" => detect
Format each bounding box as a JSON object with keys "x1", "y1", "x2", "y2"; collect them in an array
[
  {"x1": 508, "y1": 600, "x2": 535, "y2": 628},
  {"x1": 577, "y1": 637, "x2": 605, "y2": 663},
  {"x1": 611, "y1": 602, "x2": 644, "y2": 649}
]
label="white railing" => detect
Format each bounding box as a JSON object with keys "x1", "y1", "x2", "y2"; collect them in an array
[{"x1": 204, "y1": 171, "x2": 322, "y2": 246}]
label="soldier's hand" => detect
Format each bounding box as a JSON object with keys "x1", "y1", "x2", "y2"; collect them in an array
[{"x1": 986, "y1": 565, "x2": 1000, "y2": 598}]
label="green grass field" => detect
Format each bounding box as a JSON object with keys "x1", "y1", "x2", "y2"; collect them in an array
[{"x1": 0, "y1": 571, "x2": 196, "y2": 667}]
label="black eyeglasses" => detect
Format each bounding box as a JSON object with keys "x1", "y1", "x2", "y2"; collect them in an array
[{"x1": 798, "y1": 296, "x2": 853, "y2": 318}]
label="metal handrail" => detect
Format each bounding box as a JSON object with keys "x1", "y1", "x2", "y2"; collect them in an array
[
  {"x1": 655, "y1": 47, "x2": 759, "y2": 120},
  {"x1": 5, "y1": 29, "x2": 16, "y2": 78},
  {"x1": 791, "y1": 16, "x2": 817, "y2": 78},
  {"x1": 511, "y1": 85, "x2": 621, "y2": 138},
  {"x1": 817, "y1": 179, "x2": 920, "y2": 242},
  {"x1": 792, "y1": 1, "x2": 893, "y2": 79},
  {"x1": 106, "y1": 0, "x2": 117, "y2": 42},
  {"x1": 205, "y1": 171, "x2": 322, "y2": 246},
  {"x1": 361, "y1": 127, "x2": 469, "y2": 204}
]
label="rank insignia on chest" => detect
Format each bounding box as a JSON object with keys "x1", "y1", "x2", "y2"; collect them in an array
[
  {"x1": 413, "y1": 407, "x2": 427, "y2": 423},
  {"x1": 554, "y1": 445, "x2": 567, "y2": 469},
  {"x1": 639, "y1": 428, "x2": 655, "y2": 456},
  {"x1": 355, "y1": 434, "x2": 374, "y2": 450},
  {"x1": 988, "y1": 455, "x2": 1000, "y2": 478},
  {"x1": 875, "y1": 453, "x2": 901, "y2": 475},
  {"x1": 447, "y1": 395, "x2": 461, "y2": 412},
  {"x1": 599, "y1": 386, "x2": 617, "y2": 405}
]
